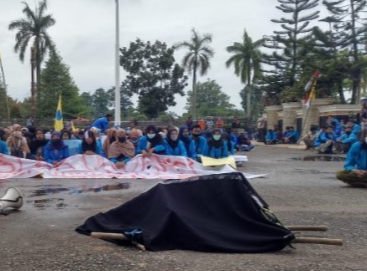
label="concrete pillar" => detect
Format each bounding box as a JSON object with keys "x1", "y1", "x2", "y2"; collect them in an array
[
  {"x1": 302, "y1": 98, "x2": 334, "y2": 136},
  {"x1": 265, "y1": 105, "x2": 282, "y2": 129},
  {"x1": 282, "y1": 102, "x2": 302, "y2": 128}
]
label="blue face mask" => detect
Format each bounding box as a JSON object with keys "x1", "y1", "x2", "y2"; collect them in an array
[
  {"x1": 147, "y1": 133, "x2": 156, "y2": 139},
  {"x1": 213, "y1": 135, "x2": 221, "y2": 141}
]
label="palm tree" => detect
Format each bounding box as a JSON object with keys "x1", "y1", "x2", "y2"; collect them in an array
[
  {"x1": 226, "y1": 30, "x2": 263, "y2": 127},
  {"x1": 175, "y1": 29, "x2": 214, "y2": 119},
  {"x1": 9, "y1": 0, "x2": 56, "y2": 118}
]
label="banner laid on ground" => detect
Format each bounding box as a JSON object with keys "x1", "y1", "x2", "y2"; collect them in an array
[{"x1": 0, "y1": 154, "x2": 264, "y2": 180}]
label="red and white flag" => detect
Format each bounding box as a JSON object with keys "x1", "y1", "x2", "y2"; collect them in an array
[{"x1": 303, "y1": 70, "x2": 320, "y2": 108}]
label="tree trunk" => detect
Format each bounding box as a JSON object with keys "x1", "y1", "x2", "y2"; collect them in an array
[
  {"x1": 30, "y1": 47, "x2": 36, "y2": 120},
  {"x1": 192, "y1": 62, "x2": 197, "y2": 120},
  {"x1": 350, "y1": 0, "x2": 360, "y2": 104},
  {"x1": 337, "y1": 79, "x2": 346, "y2": 104},
  {"x1": 247, "y1": 69, "x2": 252, "y2": 131},
  {"x1": 35, "y1": 38, "x2": 41, "y2": 119}
]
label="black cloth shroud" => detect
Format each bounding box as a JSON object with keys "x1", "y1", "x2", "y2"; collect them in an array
[
  {"x1": 76, "y1": 172, "x2": 294, "y2": 253},
  {"x1": 82, "y1": 140, "x2": 97, "y2": 153},
  {"x1": 29, "y1": 139, "x2": 49, "y2": 154}
]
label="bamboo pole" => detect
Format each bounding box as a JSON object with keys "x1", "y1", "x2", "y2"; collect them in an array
[
  {"x1": 90, "y1": 232, "x2": 146, "y2": 251},
  {"x1": 287, "y1": 225, "x2": 328, "y2": 232},
  {"x1": 293, "y1": 237, "x2": 343, "y2": 246}
]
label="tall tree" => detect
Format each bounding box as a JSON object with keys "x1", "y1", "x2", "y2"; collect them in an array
[
  {"x1": 185, "y1": 79, "x2": 235, "y2": 117},
  {"x1": 107, "y1": 84, "x2": 134, "y2": 119},
  {"x1": 175, "y1": 29, "x2": 214, "y2": 119},
  {"x1": 8, "y1": 0, "x2": 56, "y2": 116},
  {"x1": 120, "y1": 39, "x2": 188, "y2": 119},
  {"x1": 38, "y1": 52, "x2": 86, "y2": 119},
  {"x1": 226, "y1": 30, "x2": 263, "y2": 126},
  {"x1": 265, "y1": 0, "x2": 320, "y2": 87},
  {"x1": 321, "y1": 0, "x2": 367, "y2": 103}
]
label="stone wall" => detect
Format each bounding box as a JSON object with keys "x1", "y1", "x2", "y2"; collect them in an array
[
  {"x1": 282, "y1": 102, "x2": 302, "y2": 128},
  {"x1": 264, "y1": 105, "x2": 282, "y2": 129}
]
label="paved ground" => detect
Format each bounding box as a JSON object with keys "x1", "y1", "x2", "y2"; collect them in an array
[{"x1": 0, "y1": 145, "x2": 366, "y2": 271}]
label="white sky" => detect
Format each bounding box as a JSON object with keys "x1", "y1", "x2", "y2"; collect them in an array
[{"x1": 0, "y1": 0, "x2": 328, "y2": 115}]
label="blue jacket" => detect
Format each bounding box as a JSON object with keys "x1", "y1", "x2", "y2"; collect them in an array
[
  {"x1": 287, "y1": 130, "x2": 300, "y2": 141},
  {"x1": 314, "y1": 132, "x2": 337, "y2": 147},
  {"x1": 0, "y1": 141, "x2": 9, "y2": 155},
  {"x1": 91, "y1": 117, "x2": 109, "y2": 134},
  {"x1": 137, "y1": 136, "x2": 166, "y2": 154},
  {"x1": 44, "y1": 143, "x2": 70, "y2": 164},
  {"x1": 203, "y1": 140, "x2": 229, "y2": 159},
  {"x1": 266, "y1": 131, "x2": 277, "y2": 142},
  {"x1": 191, "y1": 135, "x2": 208, "y2": 156},
  {"x1": 164, "y1": 140, "x2": 188, "y2": 156},
  {"x1": 78, "y1": 140, "x2": 103, "y2": 156},
  {"x1": 344, "y1": 142, "x2": 367, "y2": 171},
  {"x1": 182, "y1": 139, "x2": 196, "y2": 159},
  {"x1": 352, "y1": 124, "x2": 361, "y2": 136},
  {"x1": 338, "y1": 133, "x2": 358, "y2": 144},
  {"x1": 225, "y1": 139, "x2": 235, "y2": 155}
]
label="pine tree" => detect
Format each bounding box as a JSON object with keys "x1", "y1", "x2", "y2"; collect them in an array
[
  {"x1": 265, "y1": 0, "x2": 320, "y2": 87},
  {"x1": 39, "y1": 51, "x2": 86, "y2": 119}
]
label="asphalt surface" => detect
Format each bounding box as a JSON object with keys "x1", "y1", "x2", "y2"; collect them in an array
[{"x1": 0, "y1": 145, "x2": 366, "y2": 271}]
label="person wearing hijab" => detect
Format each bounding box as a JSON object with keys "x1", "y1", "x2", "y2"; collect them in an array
[
  {"x1": 108, "y1": 129, "x2": 136, "y2": 168},
  {"x1": 0, "y1": 129, "x2": 9, "y2": 155},
  {"x1": 128, "y1": 128, "x2": 141, "y2": 150},
  {"x1": 28, "y1": 129, "x2": 49, "y2": 160},
  {"x1": 79, "y1": 130, "x2": 102, "y2": 155},
  {"x1": 6, "y1": 124, "x2": 30, "y2": 158},
  {"x1": 137, "y1": 125, "x2": 166, "y2": 157},
  {"x1": 179, "y1": 126, "x2": 196, "y2": 159},
  {"x1": 190, "y1": 124, "x2": 208, "y2": 161},
  {"x1": 44, "y1": 131, "x2": 70, "y2": 165},
  {"x1": 61, "y1": 130, "x2": 72, "y2": 141},
  {"x1": 102, "y1": 128, "x2": 117, "y2": 155},
  {"x1": 164, "y1": 128, "x2": 187, "y2": 157},
  {"x1": 221, "y1": 132, "x2": 235, "y2": 155},
  {"x1": 203, "y1": 129, "x2": 229, "y2": 159}
]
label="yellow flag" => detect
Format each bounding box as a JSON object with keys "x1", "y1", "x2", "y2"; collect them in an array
[{"x1": 54, "y1": 94, "x2": 64, "y2": 131}]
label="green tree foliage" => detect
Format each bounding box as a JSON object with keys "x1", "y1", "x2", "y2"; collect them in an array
[
  {"x1": 120, "y1": 39, "x2": 188, "y2": 119},
  {"x1": 185, "y1": 79, "x2": 235, "y2": 117},
  {"x1": 264, "y1": 0, "x2": 320, "y2": 87},
  {"x1": 8, "y1": 0, "x2": 56, "y2": 109},
  {"x1": 175, "y1": 29, "x2": 214, "y2": 119},
  {"x1": 319, "y1": 0, "x2": 367, "y2": 103},
  {"x1": 226, "y1": 30, "x2": 263, "y2": 122},
  {"x1": 38, "y1": 51, "x2": 86, "y2": 119},
  {"x1": 91, "y1": 88, "x2": 111, "y2": 118}
]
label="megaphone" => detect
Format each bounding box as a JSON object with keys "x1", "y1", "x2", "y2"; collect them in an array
[{"x1": 0, "y1": 187, "x2": 24, "y2": 213}]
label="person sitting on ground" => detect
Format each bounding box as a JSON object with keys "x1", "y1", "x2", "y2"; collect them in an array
[
  {"x1": 79, "y1": 130, "x2": 102, "y2": 155},
  {"x1": 186, "y1": 117, "x2": 193, "y2": 131},
  {"x1": 216, "y1": 117, "x2": 224, "y2": 131},
  {"x1": 231, "y1": 117, "x2": 241, "y2": 129},
  {"x1": 137, "y1": 125, "x2": 166, "y2": 157},
  {"x1": 91, "y1": 114, "x2": 113, "y2": 134},
  {"x1": 44, "y1": 131, "x2": 70, "y2": 165},
  {"x1": 61, "y1": 130, "x2": 72, "y2": 141},
  {"x1": 6, "y1": 124, "x2": 30, "y2": 158},
  {"x1": 71, "y1": 128, "x2": 81, "y2": 140},
  {"x1": 298, "y1": 125, "x2": 318, "y2": 150},
  {"x1": 0, "y1": 129, "x2": 9, "y2": 155},
  {"x1": 28, "y1": 129, "x2": 49, "y2": 160},
  {"x1": 226, "y1": 128, "x2": 237, "y2": 144},
  {"x1": 314, "y1": 125, "x2": 337, "y2": 154},
  {"x1": 108, "y1": 129, "x2": 136, "y2": 168},
  {"x1": 282, "y1": 126, "x2": 290, "y2": 141},
  {"x1": 335, "y1": 125, "x2": 358, "y2": 154},
  {"x1": 336, "y1": 129, "x2": 367, "y2": 185},
  {"x1": 102, "y1": 128, "x2": 116, "y2": 156},
  {"x1": 190, "y1": 124, "x2": 208, "y2": 162},
  {"x1": 330, "y1": 120, "x2": 343, "y2": 138},
  {"x1": 236, "y1": 130, "x2": 255, "y2": 151},
  {"x1": 179, "y1": 126, "x2": 196, "y2": 159},
  {"x1": 347, "y1": 120, "x2": 361, "y2": 136},
  {"x1": 164, "y1": 128, "x2": 187, "y2": 157},
  {"x1": 283, "y1": 126, "x2": 299, "y2": 144},
  {"x1": 2, "y1": 127, "x2": 11, "y2": 141},
  {"x1": 203, "y1": 129, "x2": 229, "y2": 159},
  {"x1": 128, "y1": 128, "x2": 141, "y2": 150},
  {"x1": 265, "y1": 129, "x2": 277, "y2": 145},
  {"x1": 222, "y1": 132, "x2": 235, "y2": 155}
]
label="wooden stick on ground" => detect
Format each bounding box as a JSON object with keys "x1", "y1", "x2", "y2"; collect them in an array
[
  {"x1": 293, "y1": 237, "x2": 343, "y2": 246},
  {"x1": 90, "y1": 232, "x2": 146, "y2": 251},
  {"x1": 287, "y1": 225, "x2": 329, "y2": 232}
]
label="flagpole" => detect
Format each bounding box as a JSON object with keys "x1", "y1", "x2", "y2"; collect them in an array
[
  {"x1": 114, "y1": 0, "x2": 121, "y2": 126},
  {"x1": 0, "y1": 54, "x2": 10, "y2": 122}
]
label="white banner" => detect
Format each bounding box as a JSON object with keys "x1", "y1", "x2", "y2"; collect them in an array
[{"x1": 0, "y1": 154, "x2": 264, "y2": 180}]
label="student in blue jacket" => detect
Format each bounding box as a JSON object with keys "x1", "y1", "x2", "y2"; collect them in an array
[
  {"x1": 78, "y1": 130, "x2": 103, "y2": 156},
  {"x1": 44, "y1": 131, "x2": 70, "y2": 165},
  {"x1": 164, "y1": 128, "x2": 187, "y2": 156},
  {"x1": 91, "y1": 114, "x2": 113, "y2": 134},
  {"x1": 337, "y1": 129, "x2": 367, "y2": 184},
  {"x1": 335, "y1": 125, "x2": 358, "y2": 153},
  {"x1": 203, "y1": 129, "x2": 229, "y2": 159},
  {"x1": 190, "y1": 124, "x2": 208, "y2": 162},
  {"x1": 137, "y1": 125, "x2": 166, "y2": 157},
  {"x1": 0, "y1": 130, "x2": 9, "y2": 155},
  {"x1": 314, "y1": 126, "x2": 337, "y2": 154},
  {"x1": 265, "y1": 129, "x2": 277, "y2": 144},
  {"x1": 179, "y1": 126, "x2": 196, "y2": 159}
]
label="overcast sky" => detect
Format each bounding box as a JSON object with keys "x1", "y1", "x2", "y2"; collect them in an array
[{"x1": 0, "y1": 0, "x2": 326, "y2": 115}]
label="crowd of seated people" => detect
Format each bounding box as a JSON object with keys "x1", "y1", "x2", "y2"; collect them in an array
[{"x1": 0, "y1": 122, "x2": 255, "y2": 168}]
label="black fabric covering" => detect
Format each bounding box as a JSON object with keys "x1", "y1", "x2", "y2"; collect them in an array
[{"x1": 76, "y1": 173, "x2": 294, "y2": 253}]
